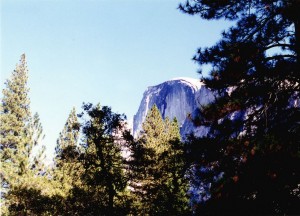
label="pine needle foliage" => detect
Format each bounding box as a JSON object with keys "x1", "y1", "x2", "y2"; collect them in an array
[
  {"x1": 68, "y1": 103, "x2": 130, "y2": 215},
  {"x1": 53, "y1": 107, "x2": 82, "y2": 200},
  {"x1": 130, "y1": 105, "x2": 190, "y2": 215},
  {"x1": 179, "y1": 0, "x2": 300, "y2": 214},
  {"x1": 0, "y1": 54, "x2": 48, "y2": 215}
]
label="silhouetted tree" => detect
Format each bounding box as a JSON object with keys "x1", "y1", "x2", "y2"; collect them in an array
[{"x1": 180, "y1": 0, "x2": 300, "y2": 214}]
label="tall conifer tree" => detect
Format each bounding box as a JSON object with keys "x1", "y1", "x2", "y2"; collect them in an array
[
  {"x1": 180, "y1": 0, "x2": 300, "y2": 214},
  {"x1": 70, "y1": 103, "x2": 129, "y2": 215},
  {"x1": 54, "y1": 107, "x2": 81, "y2": 197},
  {"x1": 0, "y1": 54, "x2": 47, "y2": 214},
  {"x1": 163, "y1": 117, "x2": 190, "y2": 215},
  {"x1": 130, "y1": 105, "x2": 190, "y2": 215}
]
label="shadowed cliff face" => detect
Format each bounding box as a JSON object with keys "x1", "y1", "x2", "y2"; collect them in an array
[{"x1": 133, "y1": 77, "x2": 215, "y2": 138}]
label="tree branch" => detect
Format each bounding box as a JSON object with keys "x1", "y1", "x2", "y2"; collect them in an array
[
  {"x1": 264, "y1": 43, "x2": 293, "y2": 51},
  {"x1": 264, "y1": 54, "x2": 296, "y2": 61}
]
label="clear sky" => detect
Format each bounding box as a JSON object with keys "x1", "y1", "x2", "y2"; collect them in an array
[{"x1": 1, "y1": 0, "x2": 230, "y2": 159}]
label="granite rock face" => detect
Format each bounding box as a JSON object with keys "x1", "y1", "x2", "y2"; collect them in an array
[{"x1": 133, "y1": 77, "x2": 215, "y2": 138}]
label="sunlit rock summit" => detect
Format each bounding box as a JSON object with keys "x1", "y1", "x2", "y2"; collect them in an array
[{"x1": 133, "y1": 77, "x2": 216, "y2": 138}]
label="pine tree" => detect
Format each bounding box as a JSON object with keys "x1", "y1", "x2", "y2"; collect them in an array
[
  {"x1": 70, "y1": 103, "x2": 130, "y2": 215},
  {"x1": 130, "y1": 105, "x2": 190, "y2": 215},
  {"x1": 1, "y1": 54, "x2": 31, "y2": 170},
  {"x1": 0, "y1": 54, "x2": 48, "y2": 214},
  {"x1": 131, "y1": 105, "x2": 166, "y2": 215},
  {"x1": 163, "y1": 117, "x2": 190, "y2": 215},
  {"x1": 53, "y1": 107, "x2": 81, "y2": 197},
  {"x1": 179, "y1": 0, "x2": 300, "y2": 214}
]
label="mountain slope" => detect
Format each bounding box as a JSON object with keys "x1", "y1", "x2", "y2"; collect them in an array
[{"x1": 133, "y1": 77, "x2": 215, "y2": 138}]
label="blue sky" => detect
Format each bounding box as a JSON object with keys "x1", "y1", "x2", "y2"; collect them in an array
[{"x1": 1, "y1": 0, "x2": 230, "y2": 158}]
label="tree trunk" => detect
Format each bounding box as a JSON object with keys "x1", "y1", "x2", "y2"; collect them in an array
[{"x1": 108, "y1": 184, "x2": 114, "y2": 215}]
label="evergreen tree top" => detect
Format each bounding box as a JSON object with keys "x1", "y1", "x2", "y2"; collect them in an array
[{"x1": 180, "y1": 0, "x2": 299, "y2": 89}]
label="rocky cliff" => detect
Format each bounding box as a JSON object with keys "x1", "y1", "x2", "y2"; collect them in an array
[{"x1": 133, "y1": 77, "x2": 216, "y2": 138}]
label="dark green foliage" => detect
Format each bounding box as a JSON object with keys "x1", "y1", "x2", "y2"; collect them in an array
[
  {"x1": 7, "y1": 187, "x2": 64, "y2": 216},
  {"x1": 180, "y1": 0, "x2": 300, "y2": 214},
  {"x1": 129, "y1": 105, "x2": 190, "y2": 215},
  {"x1": 53, "y1": 107, "x2": 82, "y2": 197},
  {"x1": 0, "y1": 54, "x2": 194, "y2": 214},
  {"x1": 69, "y1": 103, "x2": 131, "y2": 215}
]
